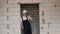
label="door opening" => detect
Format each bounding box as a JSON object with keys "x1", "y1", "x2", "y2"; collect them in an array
[{"x1": 20, "y1": 4, "x2": 40, "y2": 34}]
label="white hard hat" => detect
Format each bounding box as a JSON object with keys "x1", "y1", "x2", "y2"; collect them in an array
[{"x1": 23, "y1": 10, "x2": 27, "y2": 13}]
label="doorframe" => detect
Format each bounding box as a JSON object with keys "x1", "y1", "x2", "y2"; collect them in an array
[{"x1": 20, "y1": 3, "x2": 40, "y2": 34}]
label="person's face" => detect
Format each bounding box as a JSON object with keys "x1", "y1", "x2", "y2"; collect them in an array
[{"x1": 23, "y1": 13, "x2": 26, "y2": 16}]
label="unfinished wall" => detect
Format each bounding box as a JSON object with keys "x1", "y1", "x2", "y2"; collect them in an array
[
  {"x1": 0, "y1": 0, "x2": 21, "y2": 34},
  {"x1": 0, "y1": 0, "x2": 60, "y2": 34},
  {"x1": 40, "y1": 0, "x2": 60, "y2": 34}
]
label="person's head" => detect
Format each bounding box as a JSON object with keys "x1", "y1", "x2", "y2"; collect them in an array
[
  {"x1": 22, "y1": 10, "x2": 27, "y2": 16},
  {"x1": 22, "y1": 10, "x2": 30, "y2": 16}
]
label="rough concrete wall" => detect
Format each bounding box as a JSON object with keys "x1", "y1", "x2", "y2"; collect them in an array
[
  {"x1": 20, "y1": 0, "x2": 60, "y2": 34},
  {"x1": 0, "y1": 0, "x2": 21, "y2": 34},
  {"x1": 40, "y1": 0, "x2": 60, "y2": 34},
  {"x1": 20, "y1": 0, "x2": 40, "y2": 3},
  {"x1": 0, "y1": 0, "x2": 60, "y2": 34}
]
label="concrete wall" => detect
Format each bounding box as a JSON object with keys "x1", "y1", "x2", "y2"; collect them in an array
[
  {"x1": 0, "y1": 0, "x2": 60, "y2": 34},
  {"x1": 0, "y1": 0, "x2": 21, "y2": 34},
  {"x1": 40, "y1": 0, "x2": 60, "y2": 34}
]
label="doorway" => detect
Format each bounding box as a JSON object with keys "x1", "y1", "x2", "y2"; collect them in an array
[{"x1": 20, "y1": 4, "x2": 40, "y2": 34}]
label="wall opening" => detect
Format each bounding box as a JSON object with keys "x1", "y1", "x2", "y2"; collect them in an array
[{"x1": 20, "y1": 4, "x2": 40, "y2": 34}]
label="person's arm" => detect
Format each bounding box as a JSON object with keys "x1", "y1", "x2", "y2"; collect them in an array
[
  {"x1": 20, "y1": 18, "x2": 24, "y2": 29},
  {"x1": 21, "y1": 22, "x2": 24, "y2": 29},
  {"x1": 28, "y1": 16, "x2": 33, "y2": 21}
]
